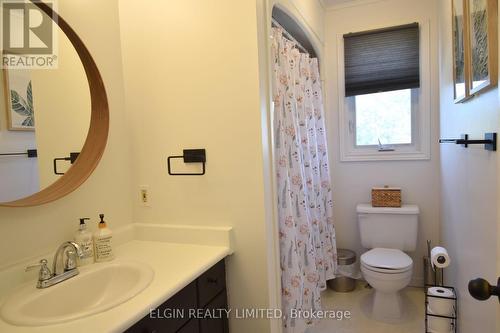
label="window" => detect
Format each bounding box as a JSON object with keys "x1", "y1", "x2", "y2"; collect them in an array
[
  {"x1": 351, "y1": 88, "x2": 416, "y2": 147},
  {"x1": 338, "y1": 22, "x2": 430, "y2": 161}
]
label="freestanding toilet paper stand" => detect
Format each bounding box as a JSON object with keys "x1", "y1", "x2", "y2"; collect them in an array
[
  {"x1": 424, "y1": 259, "x2": 457, "y2": 329},
  {"x1": 424, "y1": 284, "x2": 457, "y2": 333},
  {"x1": 424, "y1": 240, "x2": 457, "y2": 332}
]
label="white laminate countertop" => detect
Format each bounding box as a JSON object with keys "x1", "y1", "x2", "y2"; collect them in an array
[{"x1": 0, "y1": 239, "x2": 232, "y2": 333}]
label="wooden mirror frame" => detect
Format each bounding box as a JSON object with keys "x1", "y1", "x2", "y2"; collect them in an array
[{"x1": 0, "y1": 1, "x2": 109, "y2": 207}]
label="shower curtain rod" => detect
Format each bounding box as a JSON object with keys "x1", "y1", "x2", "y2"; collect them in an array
[{"x1": 271, "y1": 18, "x2": 309, "y2": 54}]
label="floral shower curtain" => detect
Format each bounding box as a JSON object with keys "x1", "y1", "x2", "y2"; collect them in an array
[{"x1": 271, "y1": 27, "x2": 338, "y2": 333}]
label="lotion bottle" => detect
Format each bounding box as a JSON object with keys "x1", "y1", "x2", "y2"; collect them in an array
[
  {"x1": 74, "y1": 218, "x2": 94, "y2": 266},
  {"x1": 93, "y1": 214, "x2": 114, "y2": 262}
]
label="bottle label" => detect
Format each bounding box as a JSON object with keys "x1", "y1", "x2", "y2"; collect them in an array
[
  {"x1": 95, "y1": 235, "x2": 113, "y2": 260},
  {"x1": 80, "y1": 239, "x2": 94, "y2": 259}
]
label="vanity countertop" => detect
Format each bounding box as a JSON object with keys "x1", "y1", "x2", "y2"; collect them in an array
[{"x1": 0, "y1": 239, "x2": 232, "y2": 333}]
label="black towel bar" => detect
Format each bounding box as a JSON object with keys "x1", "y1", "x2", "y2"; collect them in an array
[
  {"x1": 439, "y1": 133, "x2": 496, "y2": 151},
  {"x1": 0, "y1": 149, "x2": 37, "y2": 158}
]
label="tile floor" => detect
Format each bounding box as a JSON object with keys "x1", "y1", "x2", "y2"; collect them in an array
[{"x1": 307, "y1": 282, "x2": 425, "y2": 333}]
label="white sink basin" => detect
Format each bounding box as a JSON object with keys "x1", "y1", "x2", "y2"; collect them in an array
[{"x1": 0, "y1": 260, "x2": 154, "y2": 326}]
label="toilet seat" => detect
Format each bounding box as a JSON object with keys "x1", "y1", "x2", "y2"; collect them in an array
[
  {"x1": 361, "y1": 262, "x2": 412, "y2": 274},
  {"x1": 361, "y1": 248, "x2": 413, "y2": 274}
]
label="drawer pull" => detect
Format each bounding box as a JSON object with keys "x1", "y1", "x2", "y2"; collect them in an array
[{"x1": 207, "y1": 277, "x2": 218, "y2": 284}]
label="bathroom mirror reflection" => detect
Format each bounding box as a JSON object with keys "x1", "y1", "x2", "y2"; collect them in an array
[{"x1": 0, "y1": 8, "x2": 91, "y2": 203}]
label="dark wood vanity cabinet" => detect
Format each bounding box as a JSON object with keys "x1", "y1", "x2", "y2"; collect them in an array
[{"x1": 125, "y1": 259, "x2": 229, "y2": 333}]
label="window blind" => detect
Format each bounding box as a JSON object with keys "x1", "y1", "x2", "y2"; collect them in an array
[{"x1": 344, "y1": 23, "x2": 420, "y2": 97}]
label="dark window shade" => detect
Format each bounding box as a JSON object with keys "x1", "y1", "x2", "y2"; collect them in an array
[{"x1": 344, "y1": 23, "x2": 420, "y2": 97}]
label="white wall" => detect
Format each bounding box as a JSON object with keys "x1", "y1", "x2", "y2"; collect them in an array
[
  {"x1": 324, "y1": 0, "x2": 441, "y2": 285},
  {"x1": 32, "y1": 25, "x2": 91, "y2": 188},
  {"x1": 438, "y1": 1, "x2": 500, "y2": 332},
  {"x1": 0, "y1": 0, "x2": 133, "y2": 269},
  {"x1": 118, "y1": 1, "x2": 271, "y2": 332},
  {"x1": 288, "y1": 0, "x2": 326, "y2": 43},
  {"x1": 119, "y1": 0, "x2": 324, "y2": 332},
  {"x1": 0, "y1": 67, "x2": 39, "y2": 202}
]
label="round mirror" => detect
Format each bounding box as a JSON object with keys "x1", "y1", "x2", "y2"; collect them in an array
[{"x1": 0, "y1": 2, "x2": 108, "y2": 207}]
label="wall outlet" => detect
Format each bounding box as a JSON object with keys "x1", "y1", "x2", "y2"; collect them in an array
[{"x1": 139, "y1": 186, "x2": 150, "y2": 207}]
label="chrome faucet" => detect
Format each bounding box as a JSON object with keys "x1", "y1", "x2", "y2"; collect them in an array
[{"x1": 26, "y1": 241, "x2": 84, "y2": 289}]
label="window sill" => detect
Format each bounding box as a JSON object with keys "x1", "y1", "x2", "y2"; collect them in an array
[{"x1": 340, "y1": 149, "x2": 430, "y2": 162}]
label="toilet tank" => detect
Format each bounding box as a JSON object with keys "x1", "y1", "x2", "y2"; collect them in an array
[{"x1": 357, "y1": 204, "x2": 419, "y2": 251}]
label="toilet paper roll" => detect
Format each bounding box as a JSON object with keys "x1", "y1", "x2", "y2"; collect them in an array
[
  {"x1": 428, "y1": 315, "x2": 453, "y2": 333},
  {"x1": 431, "y1": 246, "x2": 450, "y2": 269},
  {"x1": 427, "y1": 287, "x2": 455, "y2": 316}
]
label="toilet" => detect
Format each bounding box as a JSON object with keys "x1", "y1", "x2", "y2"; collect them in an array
[{"x1": 357, "y1": 203, "x2": 419, "y2": 322}]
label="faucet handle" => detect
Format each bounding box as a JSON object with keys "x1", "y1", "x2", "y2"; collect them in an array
[
  {"x1": 25, "y1": 258, "x2": 48, "y2": 271},
  {"x1": 25, "y1": 259, "x2": 52, "y2": 281}
]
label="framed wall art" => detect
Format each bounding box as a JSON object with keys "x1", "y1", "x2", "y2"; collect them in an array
[
  {"x1": 452, "y1": 0, "x2": 468, "y2": 102},
  {"x1": 468, "y1": 0, "x2": 498, "y2": 94},
  {"x1": 452, "y1": 0, "x2": 498, "y2": 103},
  {"x1": 3, "y1": 69, "x2": 35, "y2": 131}
]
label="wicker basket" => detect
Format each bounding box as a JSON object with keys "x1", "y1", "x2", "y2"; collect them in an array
[{"x1": 371, "y1": 186, "x2": 401, "y2": 207}]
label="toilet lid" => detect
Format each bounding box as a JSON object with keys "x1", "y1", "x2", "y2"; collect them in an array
[{"x1": 361, "y1": 248, "x2": 412, "y2": 270}]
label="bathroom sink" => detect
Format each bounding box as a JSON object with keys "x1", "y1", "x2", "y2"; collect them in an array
[{"x1": 0, "y1": 260, "x2": 154, "y2": 326}]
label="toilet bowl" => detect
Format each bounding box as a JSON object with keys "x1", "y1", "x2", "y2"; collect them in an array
[
  {"x1": 357, "y1": 204, "x2": 419, "y2": 323},
  {"x1": 360, "y1": 248, "x2": 413, "y2": 322}
]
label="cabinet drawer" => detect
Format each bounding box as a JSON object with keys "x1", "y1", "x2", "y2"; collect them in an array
[
  {"x1": 197, "y1": 260, "x2": 226, "y2": 307},
  {"x1": 199, "y1": 291, "x2": 229, "y2": 333},
  {"x1": 126, "y1": 281, "x2": 197, "y2": 333}
]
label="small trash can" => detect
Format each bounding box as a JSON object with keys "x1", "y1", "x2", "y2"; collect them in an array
[{"x1": 327, "y1": 249, "x2": 357, "y2": 292}]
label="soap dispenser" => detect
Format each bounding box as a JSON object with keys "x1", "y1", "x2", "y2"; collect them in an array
[
  {"x1": 93, "y1": 214, "x2": 114, "y2": 262},
  {"x1": 74, "y1": 217, "x2": 94, "y2": 266}
]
